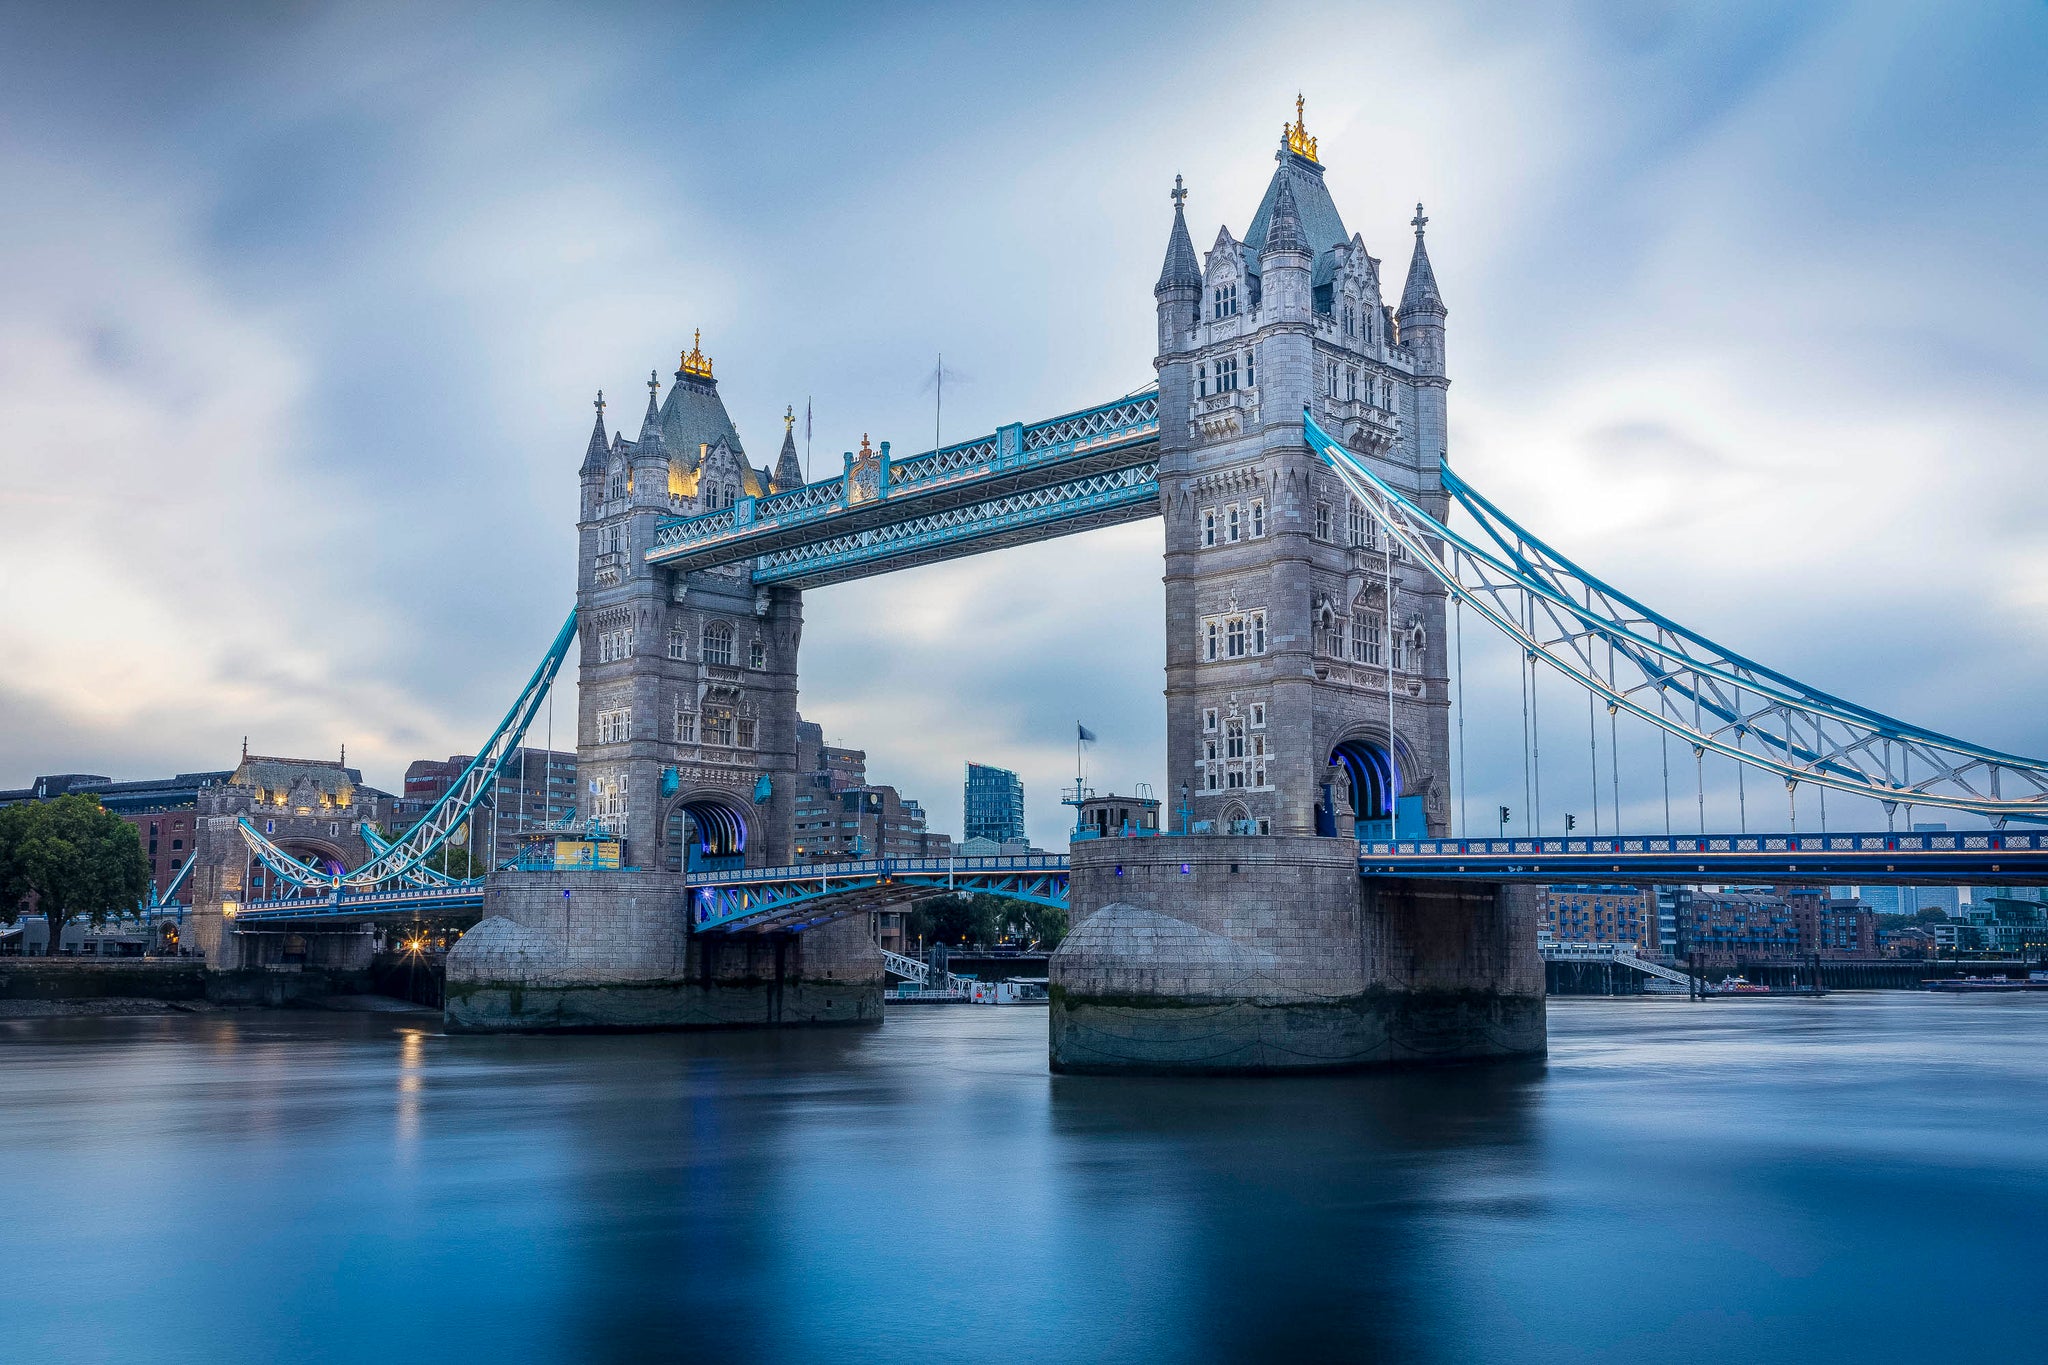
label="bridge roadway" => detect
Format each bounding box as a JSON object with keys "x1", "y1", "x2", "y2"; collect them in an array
[{"x1": 223, "y1": 828, "x2": 2048, "y2": 931}]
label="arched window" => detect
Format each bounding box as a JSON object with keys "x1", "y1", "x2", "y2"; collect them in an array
[
  {"x1": 667, "y1": 632, "x2": 687, "y2": 661},
  {"x1": 702, "y1": 622, "x2": 734, "y2": 666},
  {"x1": 749, "y1": 638, "x2": 766, "y2": 671}
]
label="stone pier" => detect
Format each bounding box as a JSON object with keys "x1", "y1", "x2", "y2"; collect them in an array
[
  {"x1": 444, "y1": 869, "x2": 882, "y2": 1032},
  {"x1": 1048, "y1": 835, "x2": 1544, "y2": 1074}
]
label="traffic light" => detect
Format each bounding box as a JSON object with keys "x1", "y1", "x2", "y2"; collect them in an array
[
  {"x1": 1497, "y1": 805, "x2": 1511, "y2": 830},
  {"x1": 1565, "y1": 813, "x2": 1578, "y2": 832}
]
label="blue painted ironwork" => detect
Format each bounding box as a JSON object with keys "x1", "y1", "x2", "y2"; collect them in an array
[
  {"x1": 233, "y1": 882, "x2": 486, "y2": 924},
  {"x1": 1305, "y1": 412, "x2": 2048, "y2": 823},
  {"x1": 688, "y1": 854, "x2": 1070, "y2": 934},
  {"x1": 646, "y1": 390, "x2": 1160, "y2": 586},
  {"x1": 1357, "y1": 828, "x2": 2048, "y2": 886},
  {"x1": 751, "y1": 463, "x2": 1158, "y2": 587},
  {"x1": 236, "y1": 609, "x2": 579, "y2": 890}
]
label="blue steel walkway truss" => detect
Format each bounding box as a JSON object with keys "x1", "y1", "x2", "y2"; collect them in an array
[
  {"x1": 647, "y1": 391, "x2": 1160, "y2": 588},
  {"x1": 688, "y1": 855, "x2": 1070, "y2": 934}
]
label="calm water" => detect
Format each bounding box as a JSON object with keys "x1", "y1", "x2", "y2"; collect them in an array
[{"x1": 5, "y1": 995, "x2": 2045, "y2": 1364}]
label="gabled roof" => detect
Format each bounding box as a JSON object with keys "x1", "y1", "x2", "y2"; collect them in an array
[
  {"x1": 1242, "y1": 149, "x2": 1350, "y2": 284},
  {"x1": 659, "y1": 371, "x2": 744, "y2": 471}
]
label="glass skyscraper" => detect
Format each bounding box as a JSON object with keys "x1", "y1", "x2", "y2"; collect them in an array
[{"x1": 964, "y1": 762, "x2": 1026, "y2": 844}]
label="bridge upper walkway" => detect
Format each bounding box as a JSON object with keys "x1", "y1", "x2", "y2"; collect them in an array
[{"x1": 645, "y1": 391, "x2": 1159, "y2": 587}]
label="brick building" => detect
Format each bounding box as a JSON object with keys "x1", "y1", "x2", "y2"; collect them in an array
[
  {"x1": 1, "y1": 769, "x2": 234, "y2": 901},
  {"x1": 1538, "y1": 884, "x2": 1657, "y2": 955}
]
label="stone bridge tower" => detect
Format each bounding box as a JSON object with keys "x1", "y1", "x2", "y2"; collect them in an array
[
  {"x1": 1152, "y1": 105, "x2": 1453, "y2": 842},
  {"x1": 574, "y1": 336, "x2": 805, "y2": 873},
  {"x1": 447, "y1": 337, "x2": 880, "y2": 1032},
  {"x1": 1051, "y1": 103, "x2": 1542, "y2": 1073}
]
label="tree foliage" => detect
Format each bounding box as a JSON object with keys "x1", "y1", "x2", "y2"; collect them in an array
[
  {"x1": 0, "y1": 796, "x2": 151, "y2": 940},
  {"x1": 905, "y1": 892, "x2": 1068, "y2": 950}
]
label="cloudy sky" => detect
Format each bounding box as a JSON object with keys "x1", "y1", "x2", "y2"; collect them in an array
[{"x1": 2, "y1": 1, "x2": 2044, "y2": 845}]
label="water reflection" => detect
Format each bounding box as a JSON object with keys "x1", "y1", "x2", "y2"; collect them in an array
[{"x1": 3, "y1": 999, "x2": 2046, "y2": 1365}]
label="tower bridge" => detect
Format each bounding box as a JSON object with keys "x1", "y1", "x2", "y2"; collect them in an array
[{"x1": 197, "y1": 100, "x2": 2048, "y2": 1070}]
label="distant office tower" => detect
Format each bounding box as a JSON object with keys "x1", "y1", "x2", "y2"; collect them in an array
[
  {"x1": 1858, "y1": 885, "x2": 1904, "y2": 917},
  {"x1": 964, "y1": 762, "x2": 1026, "y2": 844}
]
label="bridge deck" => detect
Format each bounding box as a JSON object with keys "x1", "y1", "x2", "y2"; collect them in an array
[{"x1": 1358, "y1": 829, "x2": 2048, "y2": 886}]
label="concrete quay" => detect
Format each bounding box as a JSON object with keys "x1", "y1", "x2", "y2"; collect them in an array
[{"x1": 1049, "y1": 835, "x2": 1545, "y2": 1074}]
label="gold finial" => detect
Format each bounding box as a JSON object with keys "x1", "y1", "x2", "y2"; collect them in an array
[
  {"x1": 680, "y1": 328, "x2": 714, "y2": 379},
  {"x1": 1285, "y1": 93, "x2": 1319, "y2": 164},
  {"x1": 784, "y1": 404, "x2": 795, "y2": 432},
  {"x1": 859, "y1": 433, "x2": 873, "y2": 458}
]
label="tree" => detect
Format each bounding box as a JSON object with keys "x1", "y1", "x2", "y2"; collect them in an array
[
  {"x1": 423, "y1": 844, "x2": 482, "y2": 880},
  {"x1": 906, "y1": 893, "x2": 1070, "y2": 950},
  {"x1": 0, "y1": 802, "x2": 31, "y2": 925},
  {"x1": 2, "y1": 796, "x2": 150, "y2": 950}
]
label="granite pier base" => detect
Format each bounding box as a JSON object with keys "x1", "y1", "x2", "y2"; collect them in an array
[
  {"x1": 444, "y1": 869, "x2": 882, "y2": 1032},
  {"x1": 1049, "y1": 835, "x2": 1545, "y2": 1074}
]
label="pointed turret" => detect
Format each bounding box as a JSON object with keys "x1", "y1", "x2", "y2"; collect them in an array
[
  {"x1": 772, "y1": 405, "x2": 805, "y2": 490},
  {"x1": 1398, "y1": 203, "x2": 1446, "y2": 320},
  {"x1": 1155, "y1": 174, "x2": 1201, "y2": 294},
  {"x1": 579, "y1": 391, "x2": 609, "y2": 480},
  {"x1": 637, "y1": 370, "x2": 666, "y2": 449},
  {"x1": 1261, "y1": 178, "x2": 1310, "y2": 260},
  {"x1": 1397, "y1": 203, "x2": 1447, "y2": 377}
]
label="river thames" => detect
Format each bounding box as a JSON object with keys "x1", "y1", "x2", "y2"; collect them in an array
[{"x1": 7, "y1": 993, "x2": 2045, "y2": 1363}]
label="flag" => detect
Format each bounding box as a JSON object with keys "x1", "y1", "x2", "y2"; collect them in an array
[{"x1": 1077, "y1": 723, "x2": 1097, "y2": 744}]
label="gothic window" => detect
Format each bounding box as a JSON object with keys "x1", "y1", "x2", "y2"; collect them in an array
[
  {"x1": 1212, "y1": 283, "x2": 1238, "y2": 319},
  {"x1": 737, "y1": 717, "x2": 757, "y2": 749},
  {"x1": 1205, "y1": 621, "x2": 1220, "y2": 661},
  {"x1": 704, "y1": 709, "x2": 736, "y2": 746},
  {"x1": 1349, "y1": 502, "x2": 1374, "y2": 549},
  {"x1": 1250, "y1": 499, "x2": 1266, "y2": 538},
  {"x1": 1352, "y1": 610, "x2": 1383, "y2": 665},
  {"x1": 1244, "y1": 350, "x2": 1256, "y2": 387},
  {"x1": 596, "y1": 708, "x2": 631, "y2": 744},
  {"x1": 702, "y1": 622, "x2": 735, "y2": 666},
  {"x1": 1226, "y1": 767, "x2": 1246, "y2": 789},
  {"x1": 622, "y1": 625, "x2": 634, "y2": 655},
  {"x1": 1216, "y1": 356, "x2": 1238, "y2": 392},
  {"x1": 594, "y1": 772, "x2": 629, "y2": 827},
  {"x1": 749, "y1": 638, "x2": 766, "y2": 671},
  {"x1": 1346, "y1": 367, "x2": 1358, "y2": 401},
  {"x1": 1251, "y1": 733, "x2": 1268, "y2": 760},
  {"x1": 1204, "y1": 739, "x2": 1217, "y2": 762},
  {"x1": 1203, "y1": 708, "x2": 1219, "y2": 732},
  {"x1": 1315, "y1": 606, "x2": 1345, "y2": 658},
  {"x1": 1253, "y1": 613, "x2": 1266, "y2": 653},
  {"x1": 1202, "y1": 509, "x2": 1217, "y2": 548},
  {"x1": 1343, "y1": 305, "x2": 1355, "y2": 337},
  {"x1": 1227, "y1": 617, "x2": 1246, "y2": 657},
  {"x1": 667, "y1": 632, "x2": 687, "y2": 661},
  {"x1": 1314, "y1": 502, "x2": 1332, "y2": 541},
  {"x1": 1326, "y1": 361, "x2": 1339, "y2": 397},
  {"x1": 1249, "y1": 703, "x2": 1266, "y2": 728},
  {"x1": 674, "y1": 707, "x2": 697, "y2": 743},
  {"x1": 1206, "y1": 769, "x2": 1219, "y2": 791},
  {"x1": 1225, "y1": 719, "x2": 1246, "y2": 760},
  {"x1": 1226, "y1": 505, "x2": 1241, "y2": 543},
  {"x1": 1197, "y1": 363, "x2": 1208, "y2": 397}
]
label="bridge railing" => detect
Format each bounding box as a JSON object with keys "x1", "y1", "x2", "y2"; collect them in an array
[
  {"x1": 1359, "y1": 830, "x2": 2046, "y2": 858},
  {"x1": 648, "y1": 391, "x2": 1159, "y2": 557},
  {"x1": 685, "y1": 853, "x2": 1070, "y2": 887}
]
